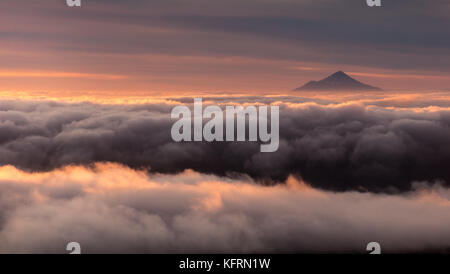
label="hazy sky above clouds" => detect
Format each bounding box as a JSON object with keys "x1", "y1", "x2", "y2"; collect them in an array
[{"x1": 1, "y1": 0, "x2": 450, "y2": 94}]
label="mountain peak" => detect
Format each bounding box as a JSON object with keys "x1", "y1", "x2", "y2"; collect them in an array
[
  {"x1": 324, "y1": 71, "x2": 353, "y2": 81},
  {"x1": 330, "y1": 70, "x2": 348, "y2": 77},
  {"x1": 294, "y1": 71, "x2": 382, "y2": 91},
  {"x1": 333, "y1": 70, "x2": 346, "y2": 75}
]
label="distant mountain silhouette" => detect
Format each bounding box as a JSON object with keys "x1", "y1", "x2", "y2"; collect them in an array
[{"x1": 294, "y1": 71, "x2": 382, "y2": 91}]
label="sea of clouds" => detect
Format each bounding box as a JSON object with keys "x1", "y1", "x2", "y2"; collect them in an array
[
  {"x1": 0, "y1": 96, "x2": 449, "y2": 253},
  {"x1": 0, "y1": 163, "x2": 448, "y2": 253},
  {"x1": 1, "y1": 97, "x2": 450, "y2": 192}
]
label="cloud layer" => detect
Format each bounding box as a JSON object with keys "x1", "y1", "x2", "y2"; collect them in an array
[
  {"x1": 0, "y1": 163, "x2": 448, "y2": 253},
  {"x1": 1, "y1": 98, "x2": 450, "y2": 192}
]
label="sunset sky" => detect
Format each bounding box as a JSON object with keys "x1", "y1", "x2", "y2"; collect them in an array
[
  {"x1": 1, "y1": 0, "x2": 450, "y2": 96},
  {"x1": 1, "y1": 0, "x2": 450, "y2": 254}
]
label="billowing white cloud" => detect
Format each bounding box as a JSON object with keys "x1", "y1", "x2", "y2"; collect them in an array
[{"x1": 0, "y1": 163, "x2": 448, "y2": 253}]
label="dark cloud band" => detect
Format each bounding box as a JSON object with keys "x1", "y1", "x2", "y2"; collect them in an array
[{"x1": 1, "y1": 99, "x2": 450, "y2": 192}]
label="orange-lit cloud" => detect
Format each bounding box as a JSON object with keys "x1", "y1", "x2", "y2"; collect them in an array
[{"x1": 0, "y1": 163, "x2": 449, "y2": 253}]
